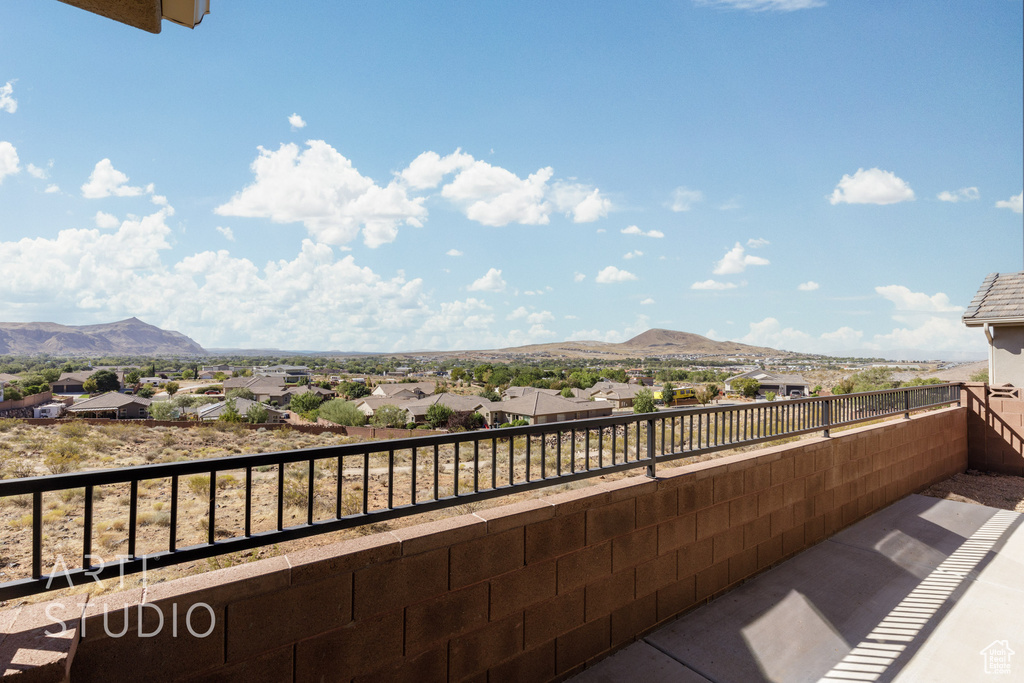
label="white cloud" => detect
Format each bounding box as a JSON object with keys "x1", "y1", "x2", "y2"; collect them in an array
[
  {"x1": 670, "y1": 186, "x2": 703, "y2": 212},
  {"x1": 446, "y1": 249, "x2": 463, "y2": 257},
  {"x1": 573, "y1": 272, "x2": 586, "y2": 283},
  {"x1": 640, "y1": 298, "x2": 655, "y2": 305},
  {"x1": 81, "y1": 159, "x2": 146, "y2": 198},
  {"x1": 552, "y1": 183, "x2": 612, "y2": 223},
  {"x1": 871, "y1": 316, "x2": 982, "y2": 354},
  {"x1": 874, "y1": 285, "x2": 960, "y2": 312},
  {"x1": 621, "y1": 225, "x2": 664, "y2": 238},
  {"x1": 695, "y1": 0, "x2": 824, "y2": 10},
  {"x1": 797, "y1": 281, "x2": 819, "y2": 291},
  {"x1": 596, "y1": 266, "x2": 638, "y2": 284},
  {"x1": 44, "y1": 184, "x2": 59, "y2": 194},
  {"x1": 27, "y1": 162, "x2": 50, "y2": 180},
  {"x1": 747, "y1": 237, "x2": 769, "y2": 249},
  {"x1": 507, "y1": 307, "x2": 554, "y2": 324},
  {"x1": 0, "y1": 141, "x2": 19, "y2": 183},
  {"x1": 288, "y1": 113, "x2": 307, "y2": 130},
  {"x1": 401, "y1": 149, "x2": 610, "y2": 226},
  {"x1": 216, "y1": 226, "x2": 235, "y2": 241},
  {"x1": 719, "y1": 197, "x2": 741, "y2": 211},
  {"x1": 94, "y1": 211, "x2": 120, "y2": 229},
  {"x1": 829, "y1": 168, "x2": 915, "y2": 205},
  {"x1": 0, "y1": 81, "x2": 15, "y2": 114},
  {"x1": 937, "y1": 187, "x2": 979, "y2": 203},
  {"x1": 215, "y1": 141, "x2": 427, "y2": 248},
  {"x1": 691, "y1": 279, "x2": 738, "y2": 290},
  {"x1": 467, "y1": 267, "x2": 506, "y2": 292},
  {"x1": 623, "y1": 250, "x2": 643, "y2": 259},
  {"x1": 713, "y1": 242, "x2": 770, "y2": 274},
  {"x1": 996, "y1": 192, "x2": 1023, "y2": 214}
]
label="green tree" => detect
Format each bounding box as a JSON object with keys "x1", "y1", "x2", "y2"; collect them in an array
[
  {"x1": 136, "y1": 385, "x2": 156, "y2": 398},
  {"x1": 765, "y1": 391, "x2": 777, "y2": 401},
  {"x1": 149, "y1": 401, "x2": 177, "y2": 421},
  {"x1": 560, "y1": 386, "x2": 575, "y2": 398},
  {"x1": 318, "y1": 399, "x2": 367, "y2": 426},
  {"x1": 39, "y1": 368, "x2": 61, "y2": 383},
  {"x1": 289, "y1": 392, "x2": 323, "y2": 414},
  {"x1": 125, "y1": 369, "x2": 142, "y2": 385},
  {"x1": 478, "y1": 388, "x2": 501, "y2": 402},
  {"x1": 633, "y1": 388, "x2": 657, "y2": 414},
  {"x1": 426, "y1": 403, "x2": 454, "y2": 429},
  {"x1": 88, "y1": 370, "x2": 120, "y2": 393},
  {"x1": 450, "y1": 368, "x2": 467, "y2": 383},
  {"x1": 732, "y1": 378, "x2": 760, "y2": 398},
  {"x1": 245, "y1": 403, "x2": 269, "y2": 424},
  {"x1": 340, "y1": 381, "x2": 370, "y2": 399},
  {"x1": 661, "y1": 381, "x2": 676, "y2": 406},
  {"x1": 226, "y1": 387, "x2": 256, "y2": 401},
  {"x1": 180, "y1": 368, "x2": 196, "y2": 380},
  {"x1": 372, "y1": 404, "x2": 408, "y2": 428},
  {"x1": 695, "y1": 384, "x2": 719, "y2": 405},
  {"x1": 219, "y1": 399, "x2": 243, "y2": 423},
  {"x1": 163, "y1": 381, "x2": 180, "y2": 396}
]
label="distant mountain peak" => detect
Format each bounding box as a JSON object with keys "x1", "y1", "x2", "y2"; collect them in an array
[{"x1": 0, "y1": 319, "x2": 207, "y2": 356}]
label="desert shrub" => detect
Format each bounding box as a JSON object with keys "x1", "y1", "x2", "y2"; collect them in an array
[
  {"x1": 765, "y1": 392, "x2": 777, "y2": 401},
  {"x1": 447, "y1": 411, "x2": 484, "y2": 431},
  {"x1": 149, "y1": 401, "x2": 178, "y2": 421},
  {"x1": 970, "y1": 369, "x2": 989, "y2": 383},
  {"x1": 186, "y1": 474, "x2": 211, "y2": 500},
  {"x1": 58, "y1": 421, "x2": 90, "y2": 439},
  {"x1": 632, "y1": 389, "x2": 656, "y2": 414},
  {"x1": 0, "y1": 418, "x2": 22, "y2": 432},
  {"x1": 44, "y1": 438, "x2": 85, "y2": 474}
]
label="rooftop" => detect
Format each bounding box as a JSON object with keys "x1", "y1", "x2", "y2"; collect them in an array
[{"x1": 962, "y1": 271, "x2": 1024, "y2": 326}]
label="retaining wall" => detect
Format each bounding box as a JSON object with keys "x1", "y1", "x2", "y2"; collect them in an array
[
  {"x1": 4, "y1": 407, "x2": 967, "y2": 682},
  {"x1": 963, "y1": 382, "x2": 1024, "y2": 475}
]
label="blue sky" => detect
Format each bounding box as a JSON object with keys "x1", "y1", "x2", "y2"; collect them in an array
[{"x1": 0, "y1": 0, "x2": 1020, "y2": 359}]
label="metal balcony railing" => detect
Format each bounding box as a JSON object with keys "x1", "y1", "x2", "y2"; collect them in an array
[{"x1": 0, "y1": 383, "x2": 960, "y2": 600}]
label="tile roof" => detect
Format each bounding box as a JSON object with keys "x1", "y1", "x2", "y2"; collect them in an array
[
  {"x1": 963, "y1": 271, "x2": 1024, "y2": 325},
  {"x1": 67, "y1": 392, "x2": 151, "y2": 411}
]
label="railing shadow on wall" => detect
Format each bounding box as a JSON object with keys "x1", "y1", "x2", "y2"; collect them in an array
[
  {"x1": 0, "y1": 384, "x2": 961, "y2": 601},
  {"x1": 963, "y1": 382, "x2": 1024, "y2": 476}
]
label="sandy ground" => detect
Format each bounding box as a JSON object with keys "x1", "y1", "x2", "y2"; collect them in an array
[{"x1": 920, "y1": 469, "x2": 1024, "y2": 513}]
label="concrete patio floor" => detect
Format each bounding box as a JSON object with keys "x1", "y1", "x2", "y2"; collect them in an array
[{"x1": 570, "y1": 494, "x2": 1024, "y2": 682}]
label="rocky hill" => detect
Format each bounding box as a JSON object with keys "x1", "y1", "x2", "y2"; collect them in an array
[{"x1": 0, "y1": 318, "x2": 207, "y2": 356}]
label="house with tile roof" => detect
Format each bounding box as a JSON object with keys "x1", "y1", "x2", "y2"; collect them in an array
[
  {"x1": 724, "y1": 370, "x2": 810, "y2": 397},
  {"x1": 963, "y1": 271, "x2": 1024, "y2": 387},
  {"x1": 484, "y1": 393, "x2": 613, "y2": 426},
  {"x1": 66, "y1": 392, "x2": 151, "y2": 419}
]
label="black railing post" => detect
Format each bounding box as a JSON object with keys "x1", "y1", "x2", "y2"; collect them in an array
[
  {"x1": 904, "y1": 389, "x2": 911, "y2": 419},
  {"x1": 646, "y1": 417, "x2": 657, "y2": 478},
  {"x1": 822, "y1": 399, "x2": 831, "y2": 438}
]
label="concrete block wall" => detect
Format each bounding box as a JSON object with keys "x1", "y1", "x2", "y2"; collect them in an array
[
  {"x1": 4, "y1": 407, "x2": 966, "y2": 682},
  {"x1": 963, "y1": 382, "x2": 1024, "y2": 475}
]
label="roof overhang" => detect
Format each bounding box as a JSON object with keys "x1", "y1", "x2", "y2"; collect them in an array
[
  {"x1": 56, "y1": 0, "x2": 209, "y2": 34},
  {"x1": 963, "y1": 317, "x2": 1024, "y2": 327}
]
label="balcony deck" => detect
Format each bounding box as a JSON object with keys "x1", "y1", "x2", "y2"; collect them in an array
[{"x1": 571, "y1": 493, "x2": 1023, "y2": 682}]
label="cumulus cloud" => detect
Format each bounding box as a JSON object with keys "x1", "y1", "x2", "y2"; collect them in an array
[
  {"x1": 27, "y1": 162, "x2": 50, "y2": 180},
  {"x1": 446, "y1": 249, "x2": 463, "y2": 256},
  {"x1": 400, "y1": 149, "x2": 610, "y2": 225},
  {"x1": 623, "y1": 250, "x2": 643, "y2": 259},
  {"x1": 829, "y1": 168, "x2": 915, "y2": 205},
  {"x1": 0, "y1": 141, "x2": 19, "y2": 183},
  {"x1": 621, "y1": 225, "x2": 665, "y2": 238},
  {"x1": 713, "y1": 242, "x2": 769, "y2": 275},
  {"x1": 937, "y1": 187, "x2": 979, "y2": 203},
  {"x1": 467, "y1": 267, "x2": 506, "y2": 292},
  {"x1": 288, "y1": 113, "x2": 307, "y2": 130},
  {"x1": 695, "y1": 0, "x2": 824, "y2": 10},
  {"x1": 0, "y1": 81, "x2": 15, "y2": 114},
  {"x1": 215, "y1": 141, "x2": 427, "y2": 248},
  {"x1": 596, "y1": 266, "x2": 638, "y2": 284},
  {"x1": 640, "y1": 298, "x2": 655, "y2": 305},
  {"x1": 996, "y1": 192, "x2": 1023, "y2": 214},
  {"x1": 45, "y1": 184, "x2": 59, "y2": 193},
  {"x1": 216, "y1": 226, "x2": 235, "y2": 241},
  {"x1": 691, "y1": 279, "x2": 738, "y2": 290},
  {"x1": 670, "y1": 186, "x2": 703, "y2": 212},
  {"x1": 874, "y1": 285, "x2": 960, "y2": 312},
  {"x1": 747, "y1": 237, "x2": 769, "y2": 249},
  {"x1": 94, "y1": 211, "x2": 120, "y2": 229},
  {"x1": 797, "y1": 281, "x2": 819, "y2": 291},
  {"x1": 573, "y1": 272, "x2": 586, "y2": 283},
  {"x1": 81, "y1": 159, "x2": 147, "y2": 198},
  {"x1": 507, "y1": 306, "x2": 554, "y2": 324}
]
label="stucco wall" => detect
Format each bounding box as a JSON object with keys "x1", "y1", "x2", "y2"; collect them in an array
[
  {"x1": 4, "y1": 407, "x2": 967, "y2": 682},
  {"x1": 992, "y1": 325, "x2": 1024, "y2": 388}
]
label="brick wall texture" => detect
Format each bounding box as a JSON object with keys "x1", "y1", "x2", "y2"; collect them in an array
[
  {"x1": 963, "y1": 382, "x2": 1024, "y2": 475},
  {"x1": 41, "y1": 406, "x2": 966, "y2": 682}
]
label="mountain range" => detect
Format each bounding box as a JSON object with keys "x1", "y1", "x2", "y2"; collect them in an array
[{"x1": 0, "y1": 318, "x2": 207, "y2": 356}]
